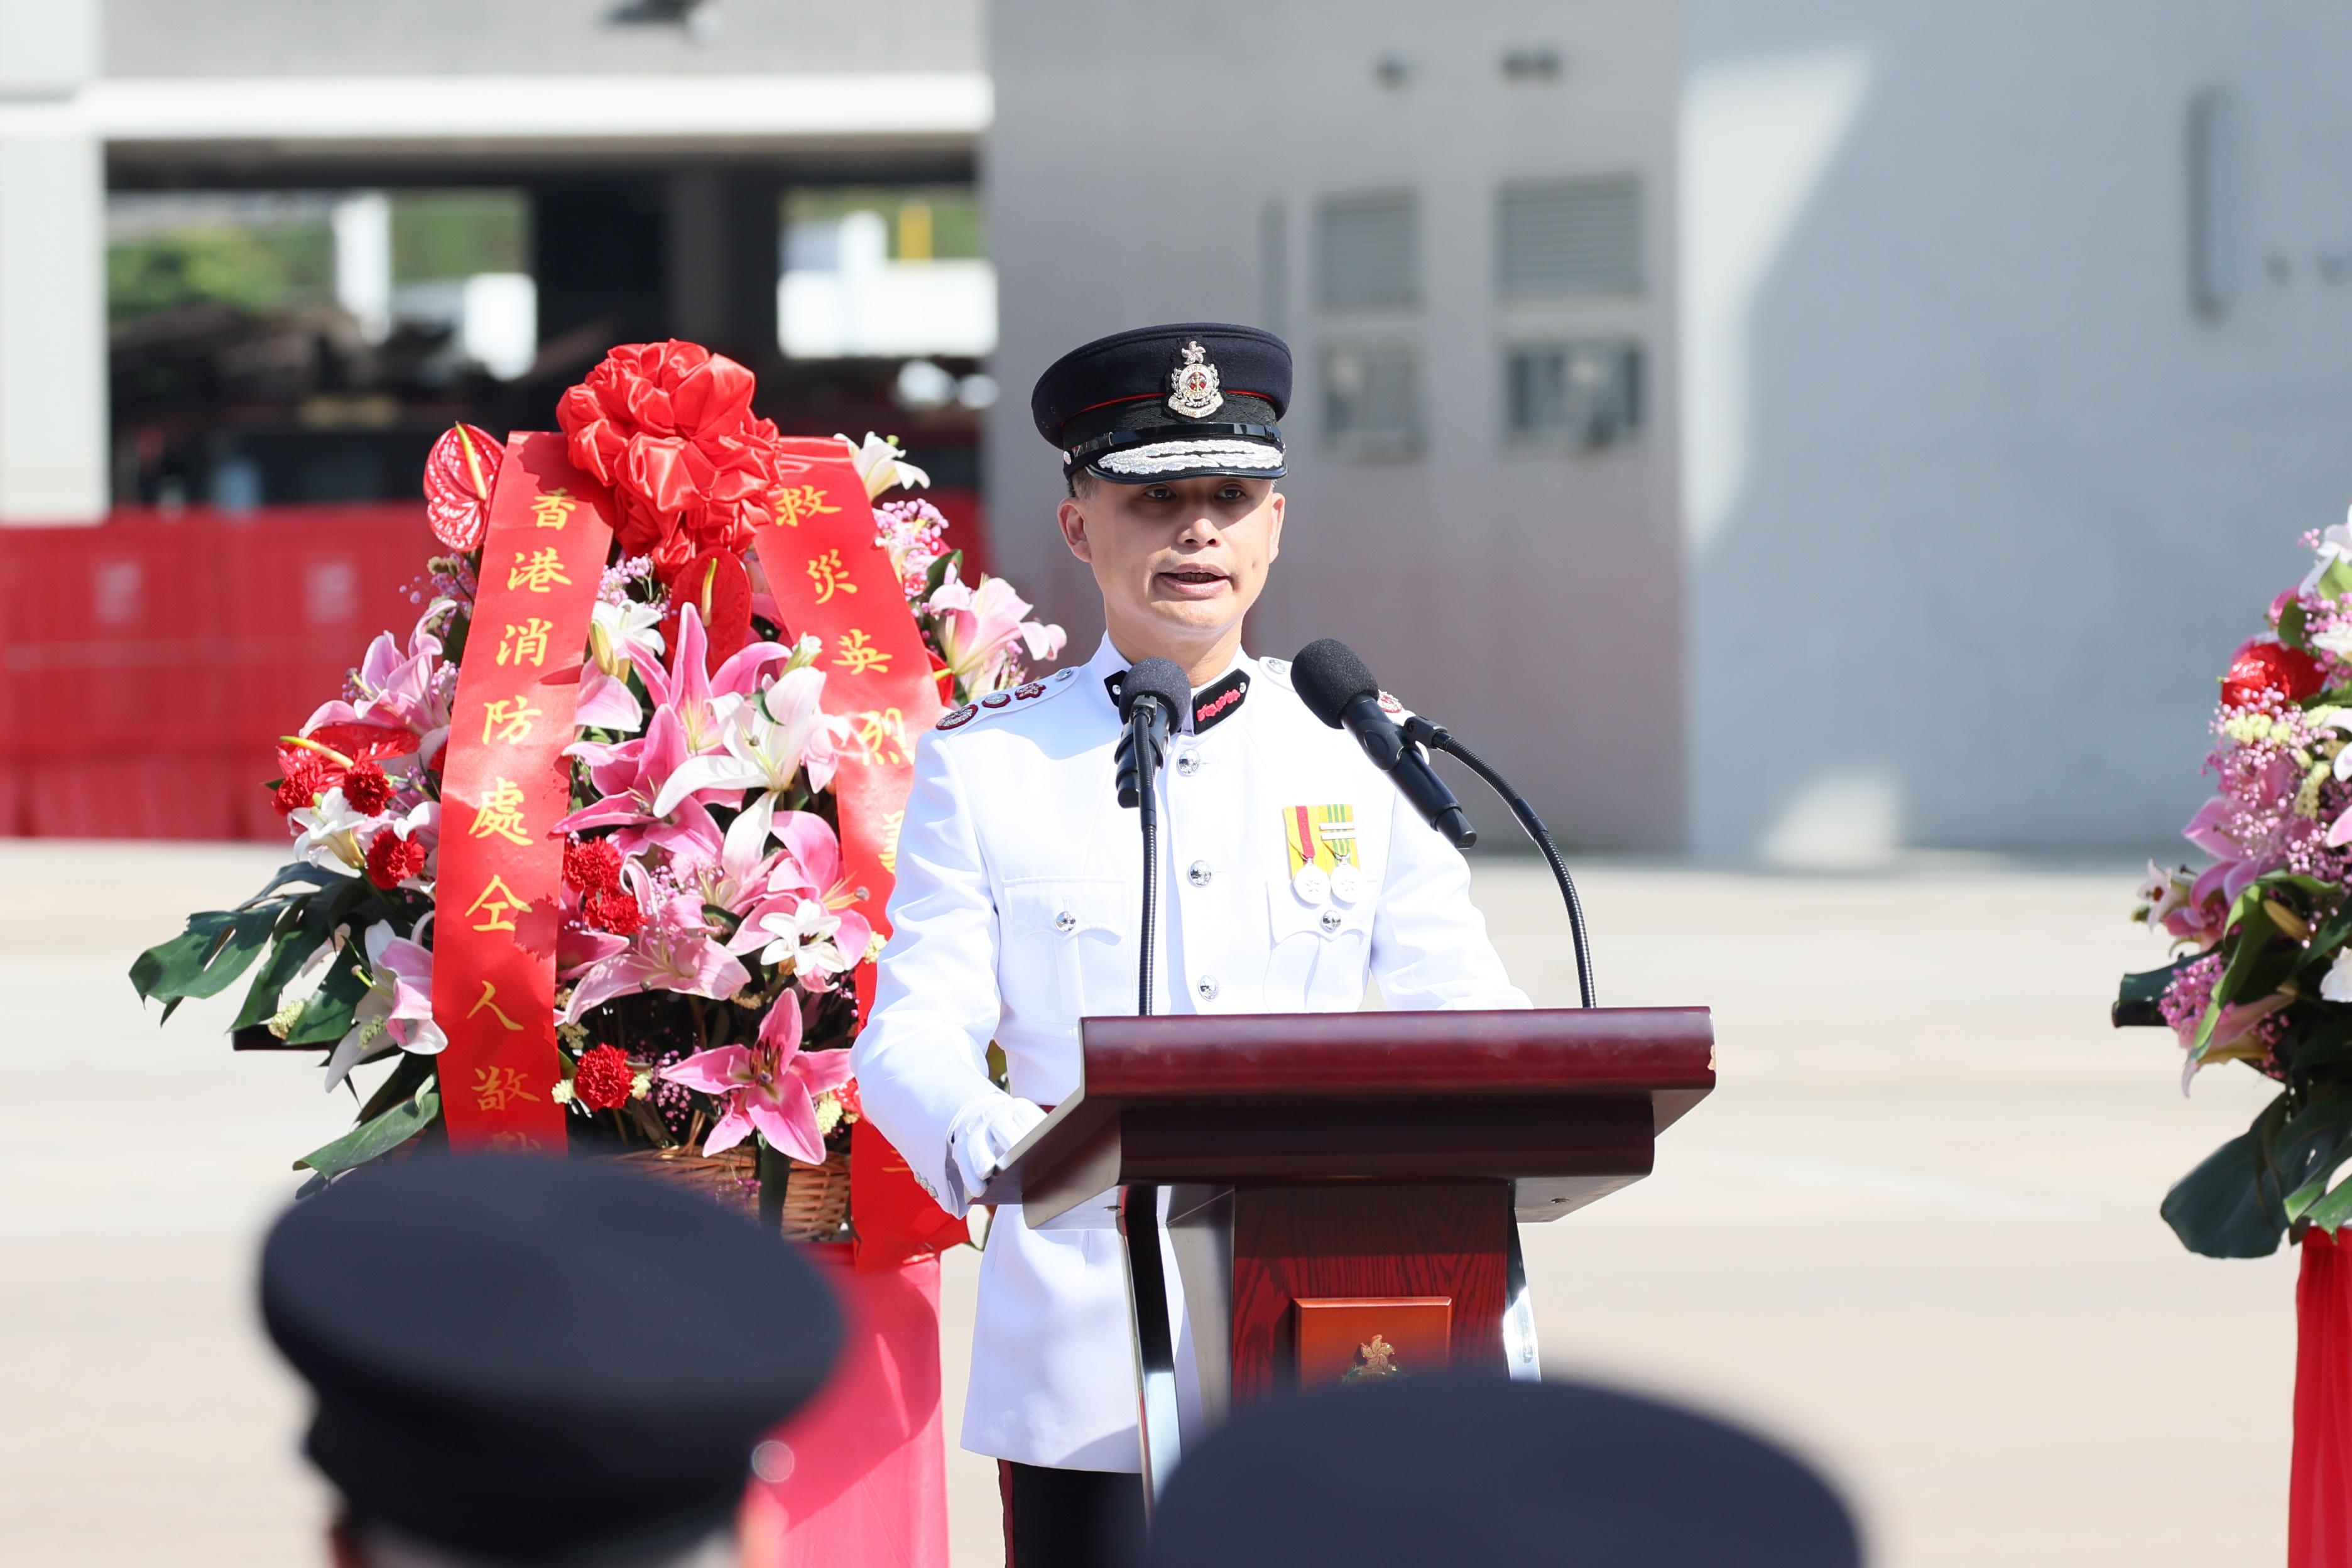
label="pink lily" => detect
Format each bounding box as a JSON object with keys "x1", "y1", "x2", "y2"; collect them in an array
[
  {"x1": 304, "y1": 601, "x2": 457, "y2": 761},
  {"x1": 925, "y1": 569, "x2": 1066, "y2": 690},
  {"x1": 639, "y1": 602, "x2": 794, "y2": 757},
  {"x1": 562, "y1": 868, "x2": 749, "y2": 1021},
  {"x1": 326, "y1": 922, "x2": 446, "y2": 1091},
  {"x1": 660, "y1": 994, "x2": 852, "y2": 1162},
  {"x1": 651, "y1": 664, "x2": 848, "y2": 818},
  {"x1": 557, "y1": 707, "x2": 731, "y2": 859}
]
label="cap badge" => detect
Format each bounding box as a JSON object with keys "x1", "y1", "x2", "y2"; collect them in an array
[{"x1": 1167, "y1": 340, "x2": 1225, "y2": 420}]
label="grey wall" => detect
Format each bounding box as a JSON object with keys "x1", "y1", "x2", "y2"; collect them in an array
[
  {"x1": 100, "y1": 0, "x2": 983, "y2": 77},
  {"x1": 1684, "y1": 1, "x2": 2352, "y2": 859},
  {"x1": 988, "y1": 0, "x2": 1684, "y2": 850}
]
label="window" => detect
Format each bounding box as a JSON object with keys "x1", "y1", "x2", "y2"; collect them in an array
[
  {"x1": 1318, "y1": 193, "x2": 1418, "y2": 310},
  {"x1": 1324, "y1": 344, "x2": 1422, "y2": 459},
  {"x1": 1498, "y1": 177, "x2": 1642, "y2": 297},
  {"x1": 1505, "y1": 341, "x2": 1642, "y2": 449}
]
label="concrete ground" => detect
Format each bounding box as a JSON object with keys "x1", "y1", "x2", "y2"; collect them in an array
[{"x1": 0, "y1": 841, "x2": 2296, "y2": 1566}]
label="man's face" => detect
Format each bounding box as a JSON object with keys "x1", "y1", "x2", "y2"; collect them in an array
[{"x1": 1057, "y1": 474, "x2": 1284, "y2": 659}]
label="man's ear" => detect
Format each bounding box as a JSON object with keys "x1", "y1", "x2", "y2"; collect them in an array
[
  {"x1": 1055, "y1": 497, "x2": 1094, "y2": 564},
  {"x1": 1264, "y1": 489, "x2": 1284, "y2": 565}
]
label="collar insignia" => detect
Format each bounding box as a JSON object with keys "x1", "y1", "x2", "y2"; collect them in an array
[
  {"x1": 1101, "y1": 667, "x2": 1251, "y2": 734},
  {"x1": 1167, "y1": 340, "x2": 1224, "y2": 420}
]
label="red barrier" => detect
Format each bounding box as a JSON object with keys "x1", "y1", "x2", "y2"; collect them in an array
[
  {"x1": 0, "y1": 506, "x2": 438, "y2": 839},
  {"x1": 0, "y1": 491, "x2": 991, "y2": 841}
]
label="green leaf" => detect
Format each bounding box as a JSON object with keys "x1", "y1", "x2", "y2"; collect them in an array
[
  {"x1": 2321, "y1": 556, "x2": 2352, "y2": 602},
  {"x1": 2212, "y1": 899, "x2": 2281, "y2": 1013},
  {"x1": 231, "y1": 900, "x2": 340, "y2": 1034},
  {"x1": 294, "y1": 1082, "x2": 440, "y2": 1177},
  {"x1": 129, "y1": 905, "x2": 283, "y2": 1014},
  {"x1": 238, "y1": 861, "x2": 349, "y2": 910},
  {"x1": 2306, "y1": 1176, "x2": 2352, "y2": 1233},
  {"x1": 2275, "y1": 1088, "x2": 2352, "y2": 1221},
  {"x1": 2115, "y1": 958, "x2": 2194, "y2": 1028},
  {"x1": 355, "y1": 1050, "x2": 435, "y2": 1124},
  {"x1": 2162, "y1": 1098, "x2": 2294, "y2": 1257},
  {"x1": 922, "y1": 547, "x2": 964, "y2": 600},
  {"x1": 2283, "y1": 599, "x2": 2312, "y2": 650},
  {"x1": 280, "y1": 955, "x2": 369, "y2": 1047}
]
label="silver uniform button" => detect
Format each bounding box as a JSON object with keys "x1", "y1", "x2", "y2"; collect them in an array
[
  {"x1": 1187, "y1": 859, "x2": 1213, "y2": 887},
  {"x1": 1175, "y1": 751, "x2": 1200, "y2": 776},
  {"x1": 1195, "y1": 975, "x2": 1219, "y2": 1001},
  {"x1": 1055, "y1": 910, "x2": 1077, "y2": 934},
  {"x1": 1320, "y1": 908, "x2": 1344, "y2": 934}
]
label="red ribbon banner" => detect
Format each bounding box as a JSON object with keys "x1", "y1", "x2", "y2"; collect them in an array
[
  {"x1": 749, "y1": 438, "x2": 966, "y2": 1264},
  {"x1": 430, "y1": 433, "x2": 614, "y2": 1152}
]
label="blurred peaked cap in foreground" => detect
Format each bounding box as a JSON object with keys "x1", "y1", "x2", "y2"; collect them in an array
[
  {"x1": 1146, "y1": 1376, "x2": 1864, "y2": 1568},
  {"x1": 261, "y1": 1153, "x2": 843, "y2": 1564},
  {"x1": 1030, "y1": 322, "x2": 1291, "y2": 485}
]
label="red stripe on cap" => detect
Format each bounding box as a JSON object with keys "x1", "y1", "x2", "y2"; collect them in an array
[{"x1": 1057, "y1": 390, "x2": 1281, "y2": 432}]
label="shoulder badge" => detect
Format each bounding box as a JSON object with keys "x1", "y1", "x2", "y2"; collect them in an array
[
  {"x1": 1167, "y1": 340, "x2": 1224, "y2": 420},
  {"x1": 930, "y1": 670, "x2": 1076, "y2": 734}
]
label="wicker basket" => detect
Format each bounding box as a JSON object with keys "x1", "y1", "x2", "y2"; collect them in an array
[{"x1": 607, "y1": 1145, "x2": 852, "y2": 1243}]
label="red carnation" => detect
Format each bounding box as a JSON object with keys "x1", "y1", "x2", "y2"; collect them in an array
[
  {"x1": 2221, "y1": 639, "x2": 2326, "y2": 710},
  {"x1": 584, "y1": 887, "x2": 644, "y2": 936},
  {"x1": 563, "y1": 837, "x2": 624, "y2": 895},
  {"x1": 271, "y1": 750, "x2": 340, "y2": 817},
  {"x1": 341, "y1": 761, "x2": 393, "y2": 816},
  {"x1": 366, "y1": 831, "x2": 428, "y2": 889},
  {"x1": 573, "y1": 1045, "x2": 636, "y2": 1111}
]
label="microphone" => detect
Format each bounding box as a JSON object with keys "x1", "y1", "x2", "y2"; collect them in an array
[
  {"x1": 1114, "y1": 657, "x2": 1190, "y2": 809},
  {"x1": 1113, "y1": 656, "x2": 1190, "y2": 1017},
  {"x1": 1292, "y1": 640, "x2": 1476, "y2": 849}
]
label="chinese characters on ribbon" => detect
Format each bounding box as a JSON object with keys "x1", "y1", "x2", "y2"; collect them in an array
[{"x1": 427, "y1": 433, "x2": 614, "y2": 1152}]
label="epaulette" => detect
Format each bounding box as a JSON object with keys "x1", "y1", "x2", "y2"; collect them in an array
[
  {"x1": 933, "y1": 666, "x2": 1084, "y2": 732},
  {"x1": 1254, "y1": 656, "x2": 1409, "y2": 719}
]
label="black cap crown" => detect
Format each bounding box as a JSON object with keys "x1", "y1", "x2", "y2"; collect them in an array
[
  {"x1": 1148, "y1": 1378, "x2": 1863, "y2": 1568},
  {"x1": 261, "y1": 1155, "x2": 842, "y2": 1564},
  {"x1": 1032, "y1": 322, "x2": 1291, "y2": 484}
]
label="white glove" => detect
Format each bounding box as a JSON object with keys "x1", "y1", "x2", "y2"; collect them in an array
[{"x1": 943, "y1": 1095, "x2": 1049, "y2": 1213}]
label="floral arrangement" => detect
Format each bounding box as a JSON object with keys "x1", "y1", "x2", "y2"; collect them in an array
[
  {"x1": 131, "y1": 342, "x2": 1062, "y2": 1199},
  {"x1": 2120, "y1": 510, "x2": 2352, "y2": 1256}
]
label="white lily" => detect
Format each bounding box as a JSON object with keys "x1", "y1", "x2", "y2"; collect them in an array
[
  {"x1": 649, "y1": 665, "x2": 849, "y2": 817},
  {"x1": 589, "y1": 597, "x2": 667, "y2": 680},
  {"x1": 289, "y1": 787, "x2": 382, "y2": 873},
  {"x1": 839, "y1": 430, "x2": 930, "y2": 499},
  {"x1": 2305, "y1": 510, "x2": 2352, "y2": 596},
  {"x1": 735, "y1": 895, "x2": 857, "y2": 984},
  {"x1": 2324, "y1": 950, "x2": 2352, "y2": 1004},
  {"x1": 324, "y1": 922, "x2": 447, "y2": 1091}
]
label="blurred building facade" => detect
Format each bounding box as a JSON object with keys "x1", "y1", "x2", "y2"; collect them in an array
[
  {"x1": 990, "y1": 0, "x2": 2352, "y2": 859},
  {"x1": 11, "y1": 0, "x2": 2352, "y2": 856}
]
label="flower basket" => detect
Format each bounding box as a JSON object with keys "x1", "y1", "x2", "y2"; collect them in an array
[
  {"x1": 607, "y1": 1145, "x2": 853, "y2": 1243},
  {"x1": 129, "y1": 340, "x2": 1063, "y2": 1246},
  {"x1": 2116, "y1": 509, "x2": 2352, "y2": 1565}
]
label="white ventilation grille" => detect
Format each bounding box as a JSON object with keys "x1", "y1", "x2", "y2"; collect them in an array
[
  {"x1": 1499, "y1": 177, "x2": 1642, "y2": 297},
  {"x1": 1318, "y1": 193, "x2": 1418, "y2": 310}
]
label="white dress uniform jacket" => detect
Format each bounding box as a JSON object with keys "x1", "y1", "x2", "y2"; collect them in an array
[{"x1": 851, "y1": 634, "x2": 1529, "y2": 1472}]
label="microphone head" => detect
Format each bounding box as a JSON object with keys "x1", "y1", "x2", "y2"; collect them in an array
[
  {"x1": 1290, "y1": 639, "x2": 1380, "y2": 729},
  {"x1": 1119, "y1": 656, "x2": 1193, "y2": 723}
]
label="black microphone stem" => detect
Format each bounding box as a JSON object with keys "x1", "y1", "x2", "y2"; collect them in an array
[
  {"x1": 1136, "y1": 732, "x2": 1160, "y2": 1018},
  {"x1": 1403, "y1": 717, "x2": 1596, "y2": 1010}
]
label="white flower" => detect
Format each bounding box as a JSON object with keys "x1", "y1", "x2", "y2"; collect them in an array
[
  {"x1": 839, "y1": 430, "x2": 930, "y2": 499},
  {"x1": 289, "y1": 787, "x2": 381, "y2": 873},
  {"x1": 2305, "y1": 512, "x2": 2352, "y2": 596},
  {"x1": 589, "y1": 597, "x2": 666, "y2": 680},
  {"x1": 736, "y1": 897, "x2": 856, "y2": 984},
  {"x1": 2325, "y1": 950, "x2": 2352, "y2": 1004},
  {"x1": 552, "y1": 1080, "x2": 578, "y2": 1105},
  {"x1": 650, "y1": 665, "x2": 850, "y2": 815},
  {"x1": 2132, "y1": 861, "x2": 2191, "y2": 928}
]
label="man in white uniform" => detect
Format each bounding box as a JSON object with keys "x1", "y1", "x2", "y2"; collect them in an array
[{"x1": 852, "y1": 323, "x2": 1528, "y2": 1567}]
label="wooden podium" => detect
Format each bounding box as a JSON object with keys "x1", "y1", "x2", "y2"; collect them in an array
[{"x1": 979, "y1": 1006, "x2": 1714, "y2": 1499}]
